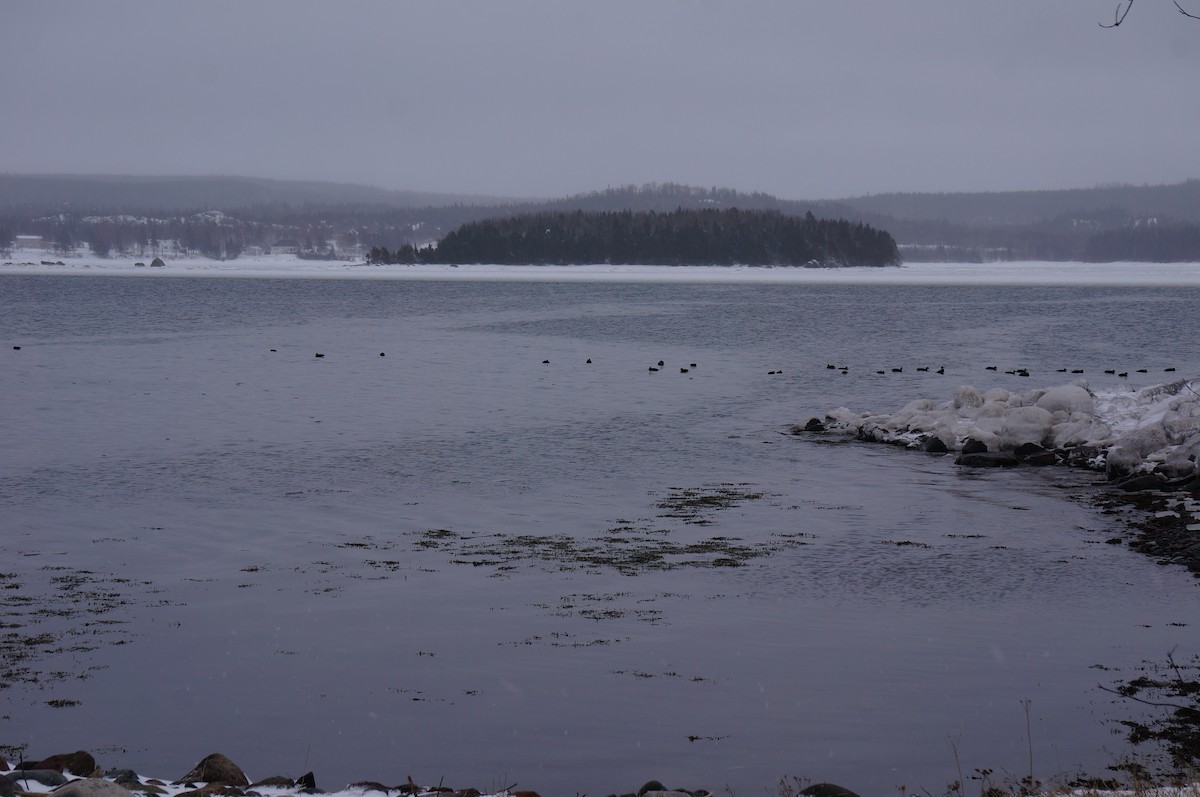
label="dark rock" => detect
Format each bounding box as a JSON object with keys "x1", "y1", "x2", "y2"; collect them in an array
[
  {"x1": 105, "y1": 770, "x2": 140, "y2": 786},
  {"x1": 1163, "y1": 475, "x2": 1200, "y2": 493},
  {"x1": 248, "y1": 778, "x2": 294, "y2": 789},
  {"x1": 175, "y1": 785, "x2": 236, "y2": 797},
  {"x1": 4, "y1": 769, "x2": 69, "y2": 787},
  {"x1": 638, "y1": 782, "x2": 667, "y2": 797},
  {"x1": 1013, "y1": 443, "x2": 1058, "y2": 466},
  {"x1": 801, "y1": 417, "x2": 826, "y2": 432},
  {"x1": 347, "y1": 782, "x2": 389, "y2": 793},
  {"x1": 1061, "y1": 445, "x2": 1103, "y2": 467},
  {"x1": 1114, "y1": 473, "x2": 1167, "y2": 492},
  {"x1": 295, "y1": 773, "x2": 317, "y2": 791},
  {"x1": 961, "y1": 438, "x2": 988, "y2": 455},
  {"x1": 800, "y1": 785, "x2": 861, "y2": 797},
  {"x1": 920, "y1": 436, "x2": 948, "y2": 453},
  {"x1": 175, "y1": 754, "x2": 249, "y2": 787},
  {"x1": 955, "y1": 452, "x2": 1019, "y2": 468},
  {"x1": 35, "y1": 750, "x2": 96, "y2": 776},
  {"x1": 453, "y1": 790, "x2": 481, "y2": 797},
  {"x1": 46, "y1": 780, "x2": 133, "y2": 797},
  {"x1": 1022, "y1": 451, "x2": 1059, "y2": 467},
  {"x1": 1154, "y1": 462, "x2": 1197, "y2": 480},
  {"x1": 0, "y1": 775, "x2": 10, "y2": 797},
  {"x1": 150, "y1": 258, "x2": 165, "y2": 268}
]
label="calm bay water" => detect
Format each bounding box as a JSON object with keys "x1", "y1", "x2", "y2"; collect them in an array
[{"x1": 3, "y1": 274, "x2": 1200, "y2": 795}]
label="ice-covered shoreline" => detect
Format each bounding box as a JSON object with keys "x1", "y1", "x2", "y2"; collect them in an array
[
  {"x1": 808, "y1": 376, "x2": 1200, "y2": 481},
  {"x1": 4, "y1": 255, "x2": 1200, "y2": 285},
  {"x1": 801, "y1": 376, "x2": 1200, "y2": 573}
]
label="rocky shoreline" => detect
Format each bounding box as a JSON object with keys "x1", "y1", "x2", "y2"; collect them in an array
[{"x1": 1, "y1": 752, "x2": 866, "y2": 797}]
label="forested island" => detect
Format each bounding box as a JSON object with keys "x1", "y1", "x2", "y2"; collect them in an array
[{"x1": 365, "y1": 208, "x2": 901, "y2": 267}]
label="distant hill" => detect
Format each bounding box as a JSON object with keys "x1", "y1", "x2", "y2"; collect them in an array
[
  {"x1": 837, "y1": 180, "x2": 1200, "y2": 226},
  {"x1": 2, "y1": 173, "x2": 1198, "y2": 262},
  {"x1": 0, "y1": 174, "x2": 513, "y2": 213}
]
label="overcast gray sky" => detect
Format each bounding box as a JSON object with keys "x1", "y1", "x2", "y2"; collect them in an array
[{"x1": 2, "y1": 1, "x2": 1197, "y2": 199}]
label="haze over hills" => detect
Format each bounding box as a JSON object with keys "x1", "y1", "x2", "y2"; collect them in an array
[
  {"x1": 1, "y1": 173, "x2": 1198, "y2": 263},
  {"x1": 838, "y1": 180, "x2": 1200, "y2": 227},
  {"x1": 0, "y1": 174, "x2": 517, "y2": 213}
]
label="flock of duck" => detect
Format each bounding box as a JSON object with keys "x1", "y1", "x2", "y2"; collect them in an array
[
  {"x1": 13, "y1": 346, "x2": 1181, "y2": 382},
  {"x1": 818, "y1": 363, "x2": 1178, "y2": 379},
  {"x1": 301, "y1": 350, "x2": 1178, "y2": 380}
]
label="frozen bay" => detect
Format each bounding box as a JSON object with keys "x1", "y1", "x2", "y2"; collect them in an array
[{"x1": 3, "y1": 272, "x2": 1200, "y2": 795}]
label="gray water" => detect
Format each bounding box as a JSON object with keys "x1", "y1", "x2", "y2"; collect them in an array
[{"x1": 3, "y1": 275, "x2": 1199, "y2": 795}]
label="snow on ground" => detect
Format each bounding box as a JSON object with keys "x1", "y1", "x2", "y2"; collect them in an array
[
  {"x1": 3, "y1": 764, "x2": 1200, "y2": 797},
  {"x1": 3, "y1": 254, "x2": 1200, "y2": 284},
  {"x1": 0, "y1": 764, "x2": 512, "y2": 797}
]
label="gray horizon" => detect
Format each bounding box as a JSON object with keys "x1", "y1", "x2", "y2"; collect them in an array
[{"x1": 2, "y1": 0, "x2": 1197, "y2": 200}]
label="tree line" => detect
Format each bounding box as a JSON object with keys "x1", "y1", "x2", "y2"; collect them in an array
[{"x1": 367, "y1": 208, "x2": 901, "y2": 267}]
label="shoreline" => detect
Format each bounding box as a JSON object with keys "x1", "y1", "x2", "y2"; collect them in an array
[
  {"x1": 5, "y1": 752, "x2": 1200, "y2": 797},
  {"x1": 4, "y1": 256, "x2": 1200, "y2": 286}
]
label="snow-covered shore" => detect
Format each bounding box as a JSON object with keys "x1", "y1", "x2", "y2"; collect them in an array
[
  {"x1": 803, "y1": 377, "x2": 1200, "y2": 568},
  {"x1": 4, "y1": 757, "x2": 1200, "y2": 797},
  {"x1": 4, "y1": 254, "x2": 1200, "y2": 285},
  {"x1": 811, "y1": 376, "x2": 1200, "y2": 482}
]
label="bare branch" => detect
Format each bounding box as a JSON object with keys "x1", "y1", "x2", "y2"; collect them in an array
[
  {"x1": 1097, "y1": 683, "x2": 1190, "y2": 711},
  {"x1": 1175, "y1": 0, "x2": 1200, "y2": 19},
  {"x1": 1100, "y1": 0, "x2": 1135, "y2": 27}
]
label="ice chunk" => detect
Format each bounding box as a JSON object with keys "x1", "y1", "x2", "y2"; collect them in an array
[
  {"x1": 999, "y1": 406, "x2": 1056, "y2": 449},
  {"x1": 1035, "y1": 384, "x2": 1095, "y2": 415}
]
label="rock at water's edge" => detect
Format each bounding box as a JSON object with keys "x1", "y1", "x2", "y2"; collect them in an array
[
  {"x1": 955, "y1": 452, "x2": 1020, "y2": 468},
  {"x1": 36, "y1": 750, "x2": 97, "y2": 776},
  {"x1": 800, "y1": 785, "x2": 862, "y2": 797},
  {"x1": 3, "y1": 769, "x2": 69, "y2": 787},
  {"x1": 174, "y1": 754, "x2": 249, "y2": 787}
]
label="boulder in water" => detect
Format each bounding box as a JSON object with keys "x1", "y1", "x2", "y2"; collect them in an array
[{"x1": 955, "y1": 452, "x2": 1019, "y2": 468}]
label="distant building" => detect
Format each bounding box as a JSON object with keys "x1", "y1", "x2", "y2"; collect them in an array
[
  {"x1": 270, "y1": 239, "x2": 301, "y2": 255},
  {"x1": 14, "y1": 234, "x2": 48, "y2": 251}
]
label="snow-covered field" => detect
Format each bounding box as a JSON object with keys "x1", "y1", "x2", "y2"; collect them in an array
[{"x1": 4, "y1": 254, "x2": 1200, "y2": 285}]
